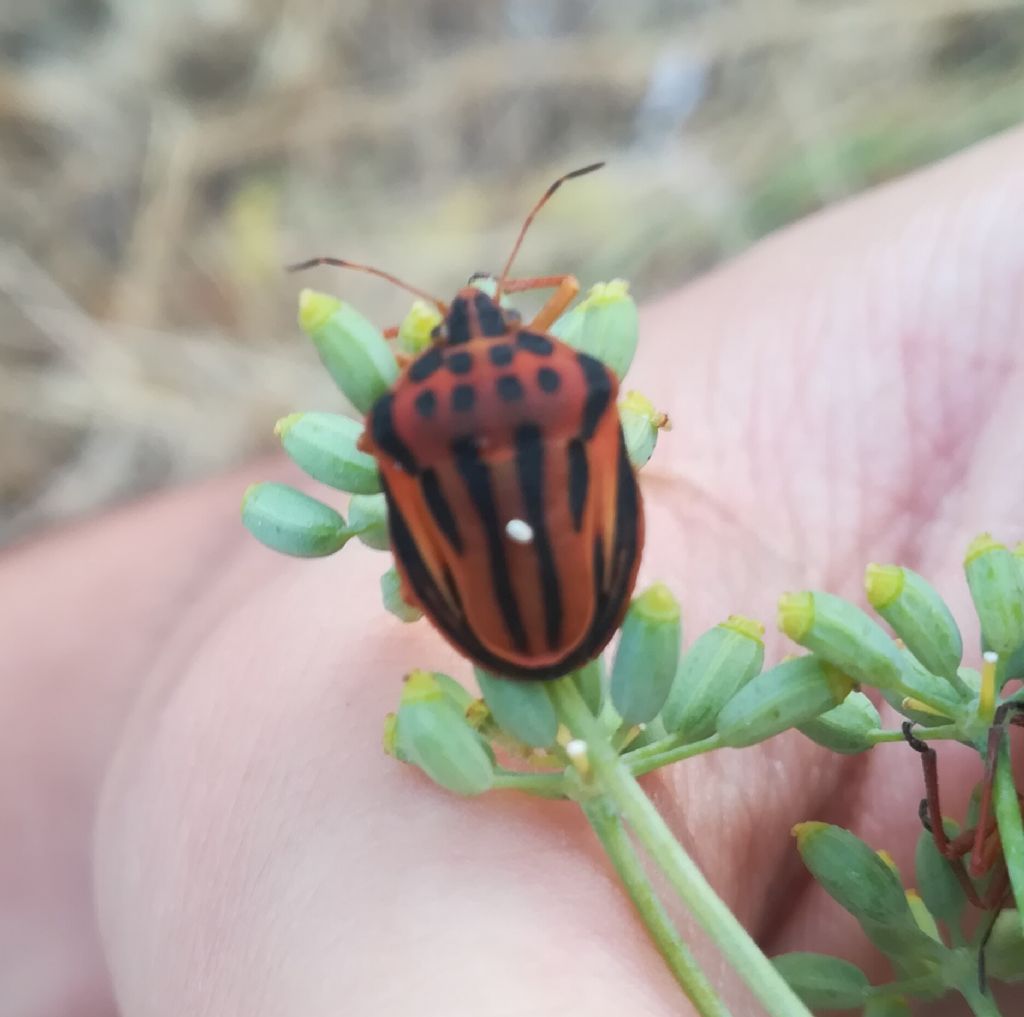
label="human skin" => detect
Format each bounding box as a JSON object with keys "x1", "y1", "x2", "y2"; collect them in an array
[{"x1": 3, "y1": 127, "x2": 1024, "y2": 1016}]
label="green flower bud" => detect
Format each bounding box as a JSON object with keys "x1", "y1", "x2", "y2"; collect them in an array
[
  {"x1": 475, "y1": 668, "x2": 558, "y2": 748},
  {"x1": 241, "y1": 482, "x2": 350, "y2": 557},
  {"x1": 572, "y1": 656, "x2": 604, "y2": 716},
  {"x1": 863, "y1": 997, "x2": 912, "y2": 1017},
  {"x1": 905, "y1": 889, "x2": 941, "y2": 942},
  {"x1": 397, "y1": 299, "x2": 443, "y2": 356},
  {"x1": 716, "y1": 656, "x2": 854, "y2": 748},
  {"x1": 381, "y1": 566, "x2": 422, "y2": 623},
  {"x1": 298, "y1": 288, "x2": 398, "y2": 413},
  {"x1": 984, "y1": 909, "x2": 1024, "y2": 983},
  {"x1": 876, "y1": 648, "x2": 958, "y2": 726},
  {"x1": 661, "y1": 615, "x2": 764, "y2": 740},
  {"x1": 432, "y1": 673, "x2": 475, "y2": 713},
  {"x1": 348, "y1": 493, "x2": 389, "y2": 550},
  {"x1": 618, "y1": 390, "x2": 669, "y2": 468},
  {"x1": 965, "y1": 534, "x2": 1024, "y2": 657},
  {"x1": 550, "y1": 279, "x2": 638, "y2": 379},
  {"x1": 771, "y1": 952, "x2": 870, "y2": 1010},
  {"x1": 779, "y1": 591, "x2": 959, "y2": 714},
  {"x1": 610, "y1": 583, "x2": 682, "y2": 725},
  {"x1": 275, "y1": 412, "x2": 381, "y2": 494},
  {"x1": 797, "y1": 690, "x2": 881, "y2": 754},
  {"x1": 793, "y1": 822, "x2": 914, "y2": 927},
  {"x1": 396, "y1": 670, "x2": 494, "y2": 795},
  {"x1": 865, "y1": 563, "x2": 963, "y2": 682}
]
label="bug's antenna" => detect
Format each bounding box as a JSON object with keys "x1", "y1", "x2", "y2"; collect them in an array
[
  {"x1": 494, "y1": 161, "x2": 605, "y2": 300},
  {"x1": 287, "y1": 257, "x2": 448, "y2": 313}
]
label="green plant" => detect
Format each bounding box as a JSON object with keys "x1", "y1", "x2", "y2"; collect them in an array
[{"x1": 242, "y1": 281, "x2": 1024, "y2": 1016}]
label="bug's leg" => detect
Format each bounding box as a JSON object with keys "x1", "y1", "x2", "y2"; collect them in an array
[
  {"x1": 904, "y1": 724, "x2": 955, "y2": 855},
  {"x1": 904, "y1": 723, "x2": 987, "y2": 907},
  {"x1": 502, "y1": 274, "x2": 581, "y2": 332}
]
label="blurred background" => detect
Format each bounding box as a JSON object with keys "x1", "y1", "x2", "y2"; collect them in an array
[{"x1": 2, "y1": 0, "x2": 1022, "y2": 546}]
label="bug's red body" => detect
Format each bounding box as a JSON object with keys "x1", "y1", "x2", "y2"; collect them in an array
[{"x1": 363, "y1": 286, "x2": 644, "y2": 679}]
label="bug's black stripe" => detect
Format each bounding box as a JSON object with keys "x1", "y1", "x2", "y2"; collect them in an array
[
  {"x1": 577, "y1": 352, "x2": 613, "y2": 441},
  {"x1": 452, "y1": 436, "x2": 529, "y2": 654},
  {"x1": 586, "y1": 429, "x2": 641, "y2": 648},
  {"x1": 612, "y1": 427, "x2": 641, "y2": 588},
  {"x1": 370, "y1": 393, "x2": 418, "y2": 473},
  {"x1": 567, "y1": 438, "x2": 589, "y2": 532},
  {"x1": 382, "y1": 478, "x2": 466, "y2": 640},
  {"x1": 420, "y1": 468, "x2": 463, "y2": 554},
  {"x1": 515, "y1": 424, "x2": 562, "y2": 651},
  {"x1": 446, "y1": 297, "x2": 472, "y2": 345},
  {"x1": 474, "y1": 291, "x2": 506, "y2": 337}
]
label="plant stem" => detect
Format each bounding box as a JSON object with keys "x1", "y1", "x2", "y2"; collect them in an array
[
  {"x1": 623, "y1": 733, "x2": 722, "y2": 776},
  {"x1": 548, "y1": 677, "x2": 814, "y2": 1017},
  {"x1": 992, "y1": 727, "x2": 1024, "y2": 929},
  {"x1": 867, "y1": 724, "x2": 963, "y2": 744},
  {"x1": 960, "y1": 981, "x2": 1004, "y2": 1016},
  {"x1": 492, "y1": 771, "x2": 565, "y2": 797},
  {"x1": 583, "y1": 795, "x2": 732, "y2": 1017}
]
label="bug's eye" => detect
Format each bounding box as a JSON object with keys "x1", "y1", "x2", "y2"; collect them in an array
[{"x1": 431, "y1": 322, "x2": 448, "y2": 341}]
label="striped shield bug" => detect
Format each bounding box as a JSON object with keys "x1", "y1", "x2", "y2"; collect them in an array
[{"x1": 290, "y1": 164, "x2": 644, "y2": 679}]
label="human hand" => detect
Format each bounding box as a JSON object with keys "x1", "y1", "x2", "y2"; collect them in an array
[{"x1": 4, "y1": 127, "x2": 1024, "y2": 1016}]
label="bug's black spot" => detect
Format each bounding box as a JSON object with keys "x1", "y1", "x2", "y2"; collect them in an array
[
  {"x1": 446, "y1": 351, "x2": 473, "y2": 375},
  {"x1": 421, "y1": 468, "x2": 463, "y2": 553},
  {"x1": 577, "y1": 351, "x2": 613, "y2": 441},
  {"x1": 414, "y1": 389, "x2": 437, "y2": 420},
  {"x1": 474, "y1": 291, "x2": 506, "y2": 337},
  {"x1": 452, "y1": 436, "x2": 528, "y2": 654},
  {"x1": 515, "y1": 330, "x2": 554, "y2": 356},
  {"x1": 567, "y1": 438, "x2": 588, "y2": 531},
  {"x1": 451, "y1": 383, "x2": 476, "y2": 413},
  {"x1": 408, "y1": 345, "x2": 443, "y2": 382},
  {"x1": 370, "y1": 393, "x2": 418, "y2": 473},
  {"x1": 496, "y1": 374, "x2": 525, "y2": 402},
  {"x1": 488, "y1": 343, "x2": 515, "y2": 367},
  {"x1": 515, "y1": 423, "x2": 562, "y2": 650},
  {"x1": 537, "y1": 366, "x2": 560, "y2": 393}
]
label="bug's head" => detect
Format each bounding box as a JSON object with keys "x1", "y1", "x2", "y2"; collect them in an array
[{"x1": 433, "y1": 286, "x2": 521, "y2": 346}]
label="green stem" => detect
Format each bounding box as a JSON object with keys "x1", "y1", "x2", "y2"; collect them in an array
[
  {"x1": 624, "y1": 733, "x2": 722, "y2": 776},
  {"x1": 548, "y1": 677, "x2": 814, "y2": 1017},
  {"x1": 866, "y1": 724, "x2": 963, "y2": 744},
  {"x1": 492, "y1": 771, "x2": 565, "y2": 798},
  {"x1": 583, "y1": 795, "x2": 732, "y2": 1017},
  {"x1": 960, "y1": 981, "x2": 1004, "y2": 1017},
  {"x1": 992, "y1": 726, "x2": 1024, "y2": 929}
]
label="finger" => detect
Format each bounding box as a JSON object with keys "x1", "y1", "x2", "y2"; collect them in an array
[{"x1": 17, "y1": 124, "x2": 1023, "y2": 1014}]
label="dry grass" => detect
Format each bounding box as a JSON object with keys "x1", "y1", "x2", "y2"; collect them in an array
[{"x1": 1, "y1": 0, "x2": 1022, "y2": 544}]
